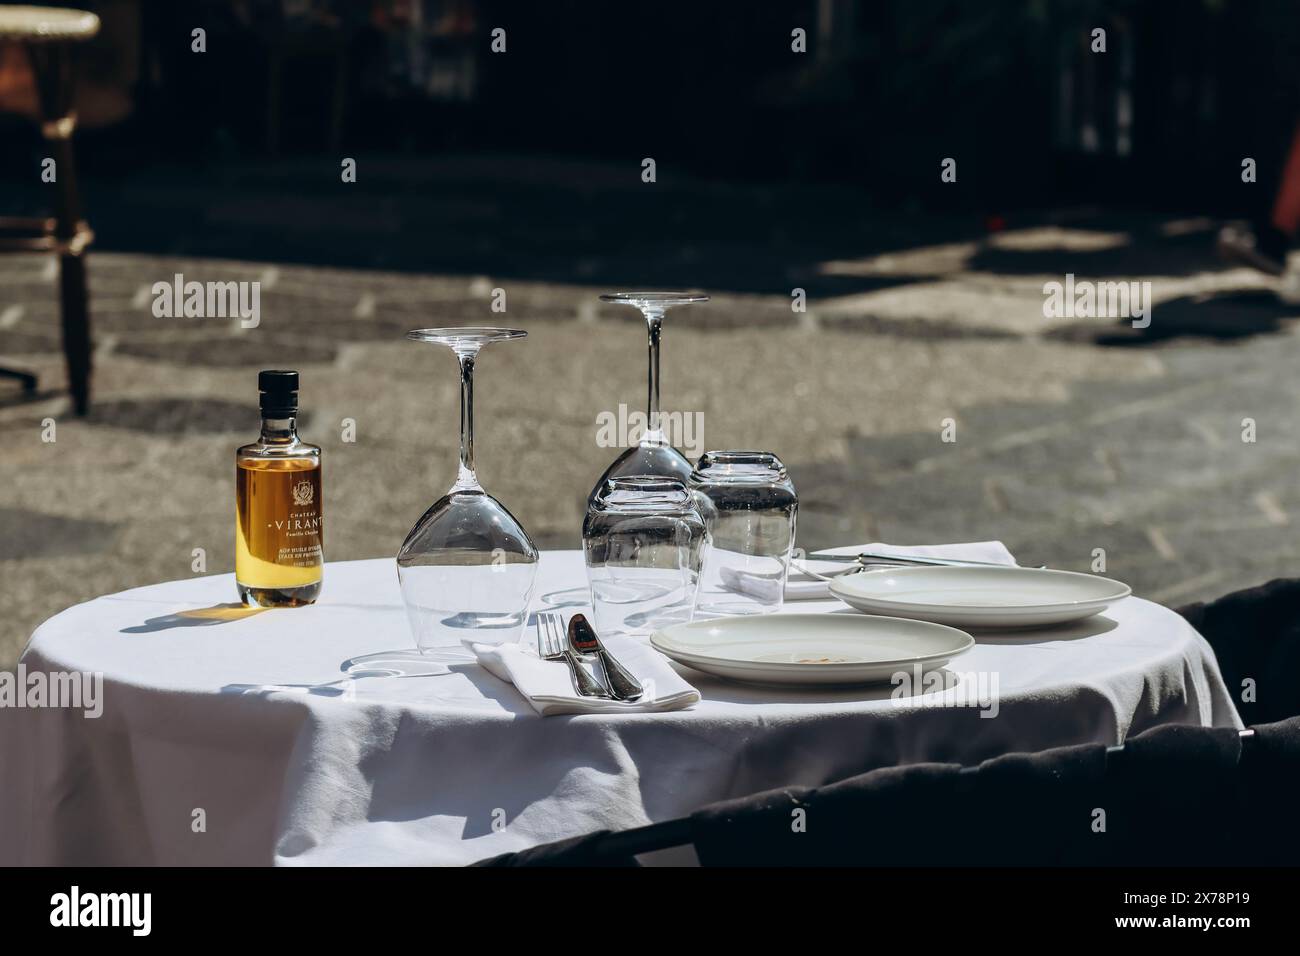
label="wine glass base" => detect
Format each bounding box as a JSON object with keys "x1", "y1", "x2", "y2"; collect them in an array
[
  {"x1": 340, "y1": 649, "x2": 458, "y2": 677},
  {"x1": 406, "y1": 327, "x2": 527, "y2": 347},
  {"x1": 695, "y1": 602, "x2": 776, "y2": 617},
  {"x1": 599, "y1": 292, "x2": 710, "y2": 308},
  {"x1": 539, "y1": 585, "x2": 590, "y2": 608},
  {"x1": 412, "y1": 645, "x2": 477, "y2": 664}
]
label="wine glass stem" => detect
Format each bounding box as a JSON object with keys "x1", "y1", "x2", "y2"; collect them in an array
[
  {"x1": 644, "y1": 308, "x2": 664, "y2": 443},
  {"x1": 454, "y1": 350, "x2": 481, "y2": 491}
]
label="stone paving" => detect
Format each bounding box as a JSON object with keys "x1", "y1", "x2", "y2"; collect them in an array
[{"x1": 1, "y1": 192, "x2": 1297, "y2": 669}]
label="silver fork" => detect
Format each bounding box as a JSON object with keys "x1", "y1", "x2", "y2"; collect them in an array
[{"x1": 536, "y1": 611, "x2": 610, "y2": 699}]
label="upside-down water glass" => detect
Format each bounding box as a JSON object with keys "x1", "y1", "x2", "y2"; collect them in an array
[
  {"x1": 690, "y1": 451, "x2": 797, "y2": 616},
  {"x1": 583, "y1": 476, "x2": 709, "y2": 640}
]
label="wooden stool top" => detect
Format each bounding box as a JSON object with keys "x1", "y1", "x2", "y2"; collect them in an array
[{"x1": 0, "y1": 5, "x2": 99, "y2": 42}]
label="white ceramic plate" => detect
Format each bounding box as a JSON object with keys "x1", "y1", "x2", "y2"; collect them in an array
[
  {"x1": 649, "y1": 613, "x2": 974, "y2": 686},
  {"x1": 829, "y1": 566, "x2": 1131, "y2": 628}
]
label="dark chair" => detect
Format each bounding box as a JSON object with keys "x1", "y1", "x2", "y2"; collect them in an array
[
  {"x1": 478, "y1": 578, "x2": 1300, "y2": 867},
  {"x1": 476, "y1": 719, "x2": 1300, "y2": 867},
  {"x1": 0, "y1": 5, "x2": 99, "y2": 415},
  {"x1": 1178, "y1": 578, "x2": 1300, "y2": 725}
]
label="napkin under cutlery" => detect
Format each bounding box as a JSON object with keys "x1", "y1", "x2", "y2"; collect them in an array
[
  {"x1": 724, "y1": 540, "x2": 1019, "y2": 602},
  {"x1": 467, "y1": 633, "x2": 700, "y2": 717}
]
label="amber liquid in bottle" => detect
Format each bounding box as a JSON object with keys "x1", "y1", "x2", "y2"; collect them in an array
[{"x1": 236, "y1": 411, "x2": 323, "y2": 607}]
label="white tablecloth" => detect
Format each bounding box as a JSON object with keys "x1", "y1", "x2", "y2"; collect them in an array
[{"x1": 0, "y1": 551, "x2": 1241, "y2": 865}]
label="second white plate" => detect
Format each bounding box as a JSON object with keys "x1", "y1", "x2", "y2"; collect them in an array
[
  {"x1": 650, "y1": 612, "x2": 974, "y2": 686},
  {"x1": 829, "y1": 566, "x2": 1131, "y2": 628}
]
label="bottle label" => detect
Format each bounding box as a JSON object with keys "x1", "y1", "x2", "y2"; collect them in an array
[{"x1": 236, "y1": 463, "x2": 323, "y2": 585}]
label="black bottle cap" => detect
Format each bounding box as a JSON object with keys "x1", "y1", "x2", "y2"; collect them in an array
[{"x1": 258, "y1": 369, "x2": 299, "y2": 417}]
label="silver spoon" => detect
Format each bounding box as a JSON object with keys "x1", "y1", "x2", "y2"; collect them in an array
[{"x1": 568, "y1": 614, "x2": 643, "y2": 702}]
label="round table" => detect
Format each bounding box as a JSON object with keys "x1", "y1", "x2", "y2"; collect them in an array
[{"x1": 1, "y1": 552, "x2": 1240, "y2": 865}]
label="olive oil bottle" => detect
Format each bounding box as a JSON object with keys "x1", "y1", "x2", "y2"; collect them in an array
[{"x1": 235, "y1": 370, "x2": 323, "y2": 607}]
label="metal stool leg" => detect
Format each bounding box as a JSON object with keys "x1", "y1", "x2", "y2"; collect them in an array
[
  {"x1": 29, "y1": 41, "x2": 93, "y2": 416},
  {"x1": 58, "y1": 249, "x2": 91, "y2": 414}
]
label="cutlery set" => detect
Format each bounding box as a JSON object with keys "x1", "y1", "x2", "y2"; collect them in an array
[{"x1": 536, "y1": 611, "x2": 644, "y2": 701}]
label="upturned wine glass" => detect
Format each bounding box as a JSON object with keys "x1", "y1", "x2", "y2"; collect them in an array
[
  {"x1": 396, "y1": 328, "x2": 539, "y2": 660},
  {"x1": 587, "y1": 292, "x2": 710, "y2": 504}
]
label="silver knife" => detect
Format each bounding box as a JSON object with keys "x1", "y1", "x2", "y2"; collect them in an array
[
  {"x1": 806, "y1": 550, "x2": 1036, "y2": 569},
  {"x1": 568, "y1": 614, "x2": 644, "y2": 702}
]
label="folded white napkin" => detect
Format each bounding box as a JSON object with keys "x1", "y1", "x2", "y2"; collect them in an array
[
  {"x1": 737, "y1": 540, "x2": 1018, "y2": 601},
  {"x1": 468, "y1": 633, "x2": 701, "y2": 717}
]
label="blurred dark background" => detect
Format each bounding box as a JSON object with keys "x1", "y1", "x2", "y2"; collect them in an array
[{"x1": 1, "y1": 0, "x2": 1297, "y2": 278}]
